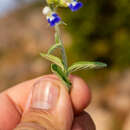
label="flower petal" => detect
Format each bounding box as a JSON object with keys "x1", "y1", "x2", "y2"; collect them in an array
[
  {"x1": 47, "y1": 13, "x2": 61, "y2": 27},
  {"x1": 69, "y1": 1, "x2": 83, "y2": 11}
]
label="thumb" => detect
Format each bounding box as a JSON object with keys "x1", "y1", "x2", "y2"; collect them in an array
[{"x1": 15, "y1": 78, "x2": 74, "y2": 130}]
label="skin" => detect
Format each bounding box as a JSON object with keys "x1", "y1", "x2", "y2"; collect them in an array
[{"x1": 0, "y1": 74, "x2": 96, "y2": 130}]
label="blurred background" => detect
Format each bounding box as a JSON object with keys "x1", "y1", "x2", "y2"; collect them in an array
[{"x1": 0, "y1": 0, "x2": 130, "y2": 129}]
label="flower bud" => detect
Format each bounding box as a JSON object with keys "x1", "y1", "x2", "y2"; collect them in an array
[
  {"x1": 46, "y1": 0, "x2": 69, "y2": 7},
  {"x1": 42, "y1": 6, "x2": 51, "y2": 15}
]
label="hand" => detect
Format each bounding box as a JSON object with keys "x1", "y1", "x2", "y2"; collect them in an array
[{"x1": 0, "y1": 74, "x2": 95, "y2": 130}]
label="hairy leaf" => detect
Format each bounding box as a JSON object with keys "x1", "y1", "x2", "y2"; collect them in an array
[
  {"x1": 40, "y1": 53, "x2": 64, "y2": 70},
  {"x1": 51, "y1": 64, "x2": 72, "y2": 91},
  {"x1": 48, "y1": 43, "x2": 62, "y2": 54},
  {"x1": 68, "y1": 61, "x2": 107, "y2": 73}
]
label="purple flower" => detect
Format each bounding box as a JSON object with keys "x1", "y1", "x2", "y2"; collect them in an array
[{"x1": 68, "y1": 0, "x2": 83, "y2": 12}]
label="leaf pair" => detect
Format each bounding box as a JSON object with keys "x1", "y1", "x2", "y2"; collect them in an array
[
  {"x1": 40, "y1": 53, "x2": 71, "y2": 90},
  {"x1": 40, "y1": 53, "x2": 107, "y2": 91}
]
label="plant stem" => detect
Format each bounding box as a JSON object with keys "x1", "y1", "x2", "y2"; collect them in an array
[{"x1": 55, "y1": 24, "x2": 68, "y2": 74}]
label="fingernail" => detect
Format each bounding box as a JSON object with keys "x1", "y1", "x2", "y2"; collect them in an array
[{"x1": 29, "y1": 79, "x2": 59, "y2": 110}]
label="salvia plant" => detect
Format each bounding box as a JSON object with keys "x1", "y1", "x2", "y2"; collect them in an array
[{"x1": 40, "y1": 0, "x2": 107, "y2": 92}]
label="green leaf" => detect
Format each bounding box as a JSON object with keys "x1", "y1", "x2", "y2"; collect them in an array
[
  {"x1": 40, "y1": 53, "x2": 64, "y2": 70},
  {"x1": 51, "y1": 64, "x2": 72, "y2": 91},
  {"x1": 48, "y1": 43, "x2": 62, "y2": 54},
  {"x1": 68, "y1": 61, "x2": 107, "y2": 74}
]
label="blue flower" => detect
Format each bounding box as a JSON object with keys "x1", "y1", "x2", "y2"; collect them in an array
[
  {"x1": 47, "y1": 13, "x2": 61, "y2": 27},
  {"x1": 68, "y1": 0, "x2": 83, "y2": 12},
  {"x1": 42, "y1": 7, "x2": 61, "y2": 27}
]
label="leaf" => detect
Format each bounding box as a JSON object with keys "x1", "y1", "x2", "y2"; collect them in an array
[
  {"x1": 51, "y1": 64, "x2": 72, "y2": 91},
  {"x1": 68, "y1": 61, "x2": 107, "y2": 74},
  {"x1": 40, "y1": 53, "x2": 64, "y2": 70},
  {"x1": 48, "y1": 43, "x2": 62, "y2": 54}
]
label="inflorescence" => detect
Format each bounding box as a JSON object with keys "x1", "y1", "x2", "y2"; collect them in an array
[{"x1": 42, "y1": 0, "x2": 83, "y2": 27}]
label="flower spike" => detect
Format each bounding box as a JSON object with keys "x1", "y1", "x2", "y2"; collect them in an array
[
  {"x1": 42, "y1": 6, "x2": 61, "y2": 27},
  {"x1": 67, "y1": 0, "x2": 83, "y2": 12}
]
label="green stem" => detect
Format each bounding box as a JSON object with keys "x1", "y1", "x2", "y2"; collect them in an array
[{"x1": 55, "y1": 24, "x2": 68, "y2": 74}]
